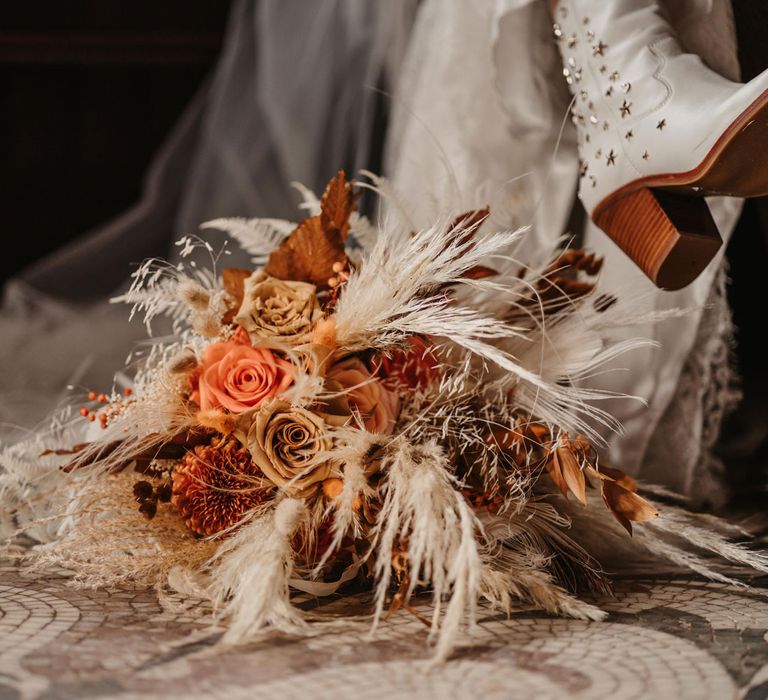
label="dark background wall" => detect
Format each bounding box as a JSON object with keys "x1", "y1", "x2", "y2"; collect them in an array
[{"x1": 0, "y1": 1, "x2": 230, "y2": 285}]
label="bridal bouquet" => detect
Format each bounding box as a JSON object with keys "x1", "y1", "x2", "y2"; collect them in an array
[{"x1": 2, "y1": 172, "x2": 765, "y2": 659}]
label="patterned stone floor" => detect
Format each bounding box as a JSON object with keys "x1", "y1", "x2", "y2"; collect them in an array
[{"x1": 1, "y1": 563, "x2": 768, "y2": 699}]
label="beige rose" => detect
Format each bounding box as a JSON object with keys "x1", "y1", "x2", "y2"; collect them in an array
[
  {"x1": 245, "y1": 399, "x2": 332, "y2": 496},
  {"x1": 235, "y1": 272, "x2": 321, "y2": 346}
]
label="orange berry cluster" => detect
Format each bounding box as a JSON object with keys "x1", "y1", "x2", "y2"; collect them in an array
[
  {"x1": 327, "y1": 260, "x2": 350, "y2": 289},
  {"x1": 79, "y1": 387, "x2": 133, "y2": 429}
]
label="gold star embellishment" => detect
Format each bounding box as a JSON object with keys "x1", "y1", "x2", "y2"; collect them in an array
[
  {"x1": 605, "y1": 86, "x2": 614, "y2": 97},
  {"x1": 592, "y1": 40, "x2": 608, "y2": 56},
  {"x1": 619, "y1": 100, "x2": 632, "y2": 118},
  {"x1": 625, "y1": 130, "x2": 634, "y2": 141},
  {"x1": 603, "y1": 121, "x2": 610, "y2": 131},
  {"x1": 587, "y1": 30, "x2": 595, "y2": 41},
  {"x1": 567, "y1": 34, "x2": 578, "y2": 48},
  {"x1": 642, "y1": 150, "x2": 649, "y2": 160},
  {"x1": 606, "y1": 149, "x2": 616, "y2": 166},
  {"x1": 599, "y1": 65, "x2": 608, "y2": 74},
  {"x1": 609, "y1": 71, "x2": 620, "y2": 82},
  {"x1": 656, "y1": 118, "x2": 667, "y2": 131}
]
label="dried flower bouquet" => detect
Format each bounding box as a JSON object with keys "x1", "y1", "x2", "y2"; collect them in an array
[{"x1": 2, "y1": 171, "x2": 765, "y2": 660}]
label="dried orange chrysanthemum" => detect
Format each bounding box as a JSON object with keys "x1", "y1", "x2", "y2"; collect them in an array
[{"x1": 172, "y1": 436, "x2": 272, "y2": 536}]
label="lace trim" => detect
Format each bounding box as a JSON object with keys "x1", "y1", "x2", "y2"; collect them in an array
[{"x1": 645, "y1": 261, "x2": 741, "y2": 504}]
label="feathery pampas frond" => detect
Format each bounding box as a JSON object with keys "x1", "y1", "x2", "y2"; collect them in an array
[
  {"x1": 201, "y1": 218, "x2": 294, "y2": 265},
  {"x1": 209, "y1": 499, "x2": 309, "y2": 644},
  {"x1": 368, "y1": 439, "x2": 484, "y2": 660}
]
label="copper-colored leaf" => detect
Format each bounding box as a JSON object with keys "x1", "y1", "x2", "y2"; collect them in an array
[
  {"x1": 447, "y1": 208, "x2": 490, "y2": 249},
  {"x1": 221, "y1": 268, "x2": 251, "y2": 323},
  {"x1": 586, "y1": 465, "x2": 638, "y2": 491},
  {"x1": 61, "y1": 428, "x2": 215, "y2": 473},
  {"x1": 264, "y1": 171, "x2": 357, "y2": 287},
  {"x1": 554, "y1": 446, "x2": 587, "y2": 505},
  {"x1": 319, "y1": 170, "x2": 359, "y2": 241},
  {"x1": 462, "y1": 265, "x2": 498, "y2": 280},
  {"x1": 600, "y1": 465, "x2": 638, "y2": 492},
  {"x1": 486, "y1": 427, "x2": 525, "y2": 452},
  {"x1": 41, "y1": 443, "x2": 90, "y2": 457},
  {"x1": 545, "y1": 453, "x2": 569, "y2": 499},
  {"x1": 525, "y1": 422, "x2": 551, "y2": 445},
  {"x1": 601, "y1": 480, "x2": 658, "y2": 535},
  {"x1": 264, "y1": 216, "x2": 347, "y2": 288}
]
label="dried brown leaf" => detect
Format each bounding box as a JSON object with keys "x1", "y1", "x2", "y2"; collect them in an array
[
  {"x1": 462, "y1": 265, "x2": 498, "y2": 281},
  {"x1": 221, "y1": 268, "x2": 251, "y2": 324},
  {"x1": 545, "y1": 453, "x2": 569, "y2": 499},
  {"x1": 61, "y1": 428, "x2": 215, "y2": 474},
  {"x1": 319, "y1": 170, "x2": 359, "y2": 241},
  {"x1": 555, "y1": 446, "x2": 587, "y2": 505},
  {"x1": 264, "y1": 216, "x2": 347, "y2": 287},
  {"x1": 447, "y1": 208, "x2": 490, "y2": 249},
  {"x1": 601, "y1": 480, "x2": 659, "y2": 535},
  {"x1": 40, "y1": 443, "x2": 90, "y2": 457},
  {"x1": 264, "y1": 171, "x2": 357, "y2": 287}
]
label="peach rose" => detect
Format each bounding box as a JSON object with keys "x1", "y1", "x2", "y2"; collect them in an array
[
  {"x1": 327, "y1": 357, "x2": 400, "y2": 434},
  {"x1": 191, "y1": 332, "x2": 293, "y2": 413}
]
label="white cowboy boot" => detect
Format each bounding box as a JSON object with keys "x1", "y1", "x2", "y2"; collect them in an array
[{"x1": 553, "y1": 0, "x2": 768, "y2": 289}]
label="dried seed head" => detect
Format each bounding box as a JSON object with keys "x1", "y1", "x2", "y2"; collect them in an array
[
  {"x1": 168, "y1": 352, "x2": 198, "y2": 374},
  {"x1": 178, "y1": 279, "x2": 211, "y2": 311}
]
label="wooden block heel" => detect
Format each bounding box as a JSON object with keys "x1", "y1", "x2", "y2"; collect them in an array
[{"x1": 594, "y1": 188, "x2": 723, "y2": 290}]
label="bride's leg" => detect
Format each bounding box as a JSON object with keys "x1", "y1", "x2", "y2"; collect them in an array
[{"x1": 550, "y1": 0, "x2": 768, "y2": 289}]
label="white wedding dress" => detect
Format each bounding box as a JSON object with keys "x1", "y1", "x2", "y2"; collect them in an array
[{"x1": 385, "y1": 0, "x2": 743, "y2": 502}]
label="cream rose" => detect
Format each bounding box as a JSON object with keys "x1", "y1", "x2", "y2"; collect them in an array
[
  {"x1": 235, "y1": 272, "x2": 321, "y2": 346},
  {"x1": 327, "y1": 357, "x2": 400, "y2": 434},
  {"x1": 245, "y1": 399, "x2": 332, "y2": 496}
]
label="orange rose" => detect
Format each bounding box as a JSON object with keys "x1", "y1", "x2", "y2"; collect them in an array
[
  {"x1": 327, "y1": 357, "x2": 400, "y2": 434},
  {"x1": 191, "y1": 331, "x2": 293, "y2": 413}
]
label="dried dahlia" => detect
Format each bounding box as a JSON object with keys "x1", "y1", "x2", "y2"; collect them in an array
[{"x1": 172, "y1": 436, "x2": 272, "y2": 536}]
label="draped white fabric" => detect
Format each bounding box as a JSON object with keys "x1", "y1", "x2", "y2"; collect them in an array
[{"x1": 0, "y1": 0, "x2": 418, "y2": 435}]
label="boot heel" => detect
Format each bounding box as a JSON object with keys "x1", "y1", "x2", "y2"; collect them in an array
[{"x1": 594, "y1": 188, "x2": 723, "y2": 290}]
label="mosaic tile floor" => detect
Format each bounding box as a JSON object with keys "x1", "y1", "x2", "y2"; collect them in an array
[{"x1": 1, "y1": 563, "x2": 767, "y2": 699}]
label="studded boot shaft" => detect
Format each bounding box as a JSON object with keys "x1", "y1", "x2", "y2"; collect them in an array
[{"x1": 553, "y1": 0, "x2": 768, "y2": 289}]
